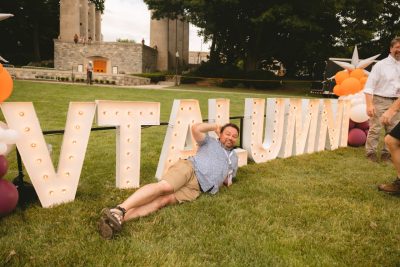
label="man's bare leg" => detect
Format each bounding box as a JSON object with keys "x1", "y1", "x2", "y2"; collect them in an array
[
  {"x1": 123, "y1": 194, "x2": 177, "y2": 222},
  {"x1": 378, "y1": 135, "x2": 400, "y2": 193},
  {"x1": 118, "y1": 180, "x2": 174, "y2": 211}
]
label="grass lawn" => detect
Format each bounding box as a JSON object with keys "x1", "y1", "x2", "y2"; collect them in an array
[{"x1": 1, "y1": 81, "x2": 399, "y2": 266}]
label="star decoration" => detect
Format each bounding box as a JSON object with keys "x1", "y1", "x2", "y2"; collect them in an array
[
  {"x1": 330, "y1": 45, "x2": 380, "y2": 72},
  {"x1": 0, "y1": 14, "x2": 13, "y2": 22},
  {"x1": 0, "y1": 14, "x2": 13, "y2": 63}
]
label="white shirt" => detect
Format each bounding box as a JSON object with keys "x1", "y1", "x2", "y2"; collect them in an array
[{"x1": 363, "y1": 55, "x2": 400, "y2": 97}]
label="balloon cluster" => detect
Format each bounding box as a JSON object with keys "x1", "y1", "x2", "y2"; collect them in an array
[
  {"x1": 0, "y1": 155, "x2": 19, "y2": 216},
  {"x1": 333, "y1": 68, "x2": 367, "y2": 96},
  {"x1": 0, "y1": 63, "x2": 19, "y2": 216},
  {"x1": 348, "y1": 119, "x2": 369, "y2": 147},
  {"x1": 333, "y1": 68, "x2": 369, "y2": 146},
  {"x1": 0, "y1": 122, "x2": 18, "y2": 155},
  {"x1": 0, "y1": 63, "x2": 13, "y2": 102}
]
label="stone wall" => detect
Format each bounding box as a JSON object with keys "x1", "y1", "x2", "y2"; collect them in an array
[
  {"x1": 54, "y1": 40, "x2": 158, "y2": 74},
  {"x1": 142, "y1": 45, "x2": 158, "y2": 73},
  {"x1": 6, "y1": 67, "x2": 150, "y2": 86}
]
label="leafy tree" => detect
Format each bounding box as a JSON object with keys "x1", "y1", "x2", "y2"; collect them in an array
[
  {"x1": 144, "y1": 0, "x2": 400, "y2": 77},
  {"x1": 0, "y1": 0, "x2": 59, "y2": 65},
  {"x1": 0, "y1": 0, "x2": 105, "y2": 65}
]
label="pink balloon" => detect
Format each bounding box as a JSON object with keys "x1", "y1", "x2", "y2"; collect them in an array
[
  {"x1": 348, "y1": 128, "x2": 367, "y2": 147},
  {"x1": 0, "y1": 155, "x2": 8, "y2": 178},
  {"x1": 356, "y1": 120, "x2": 369, "y2": 130},
  {"x1": 0, "y1": 179, "x2": 18, "y2": 217}
]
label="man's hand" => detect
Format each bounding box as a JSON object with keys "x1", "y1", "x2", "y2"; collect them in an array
[
  {"x1": 192, "y1": 123, "x2": 220, "y2": 144},
  {"x1": 381, "y1": 109, "x2": 397, "y2": 126},
  {"x1": 366, "y1": 103, "x2": 375, "y2": 117},
  {"x1": 215, "y1": 124, "x2": 221, "y2": 137}
]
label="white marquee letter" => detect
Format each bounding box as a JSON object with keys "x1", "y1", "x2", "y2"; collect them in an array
[
  {"x1": 242, "y1": 98, "x2": 286, "y2": 163},
  {"x1": 156, "y1": 99, "x2": 202, "y2": 180},
  {"x1": 96, "y1": 101, "x2": 160, "y2": 188},
  {"x1": 1, "y1": 102, "x2": 96, "y2": 208}
]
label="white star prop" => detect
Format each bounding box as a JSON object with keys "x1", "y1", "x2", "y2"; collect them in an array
[
  {"x1": 0, "y1": 14, "x2": 13, "y2": 63},
  {"x1": 329, "y1": 45, "x2": 380, "y2": 72},
  {"x1": 0, "y1": 56, "x2": 9, "y2": 63},
  {"x1": 0, "y1": 14, "x2": 13, "y2": 22}
]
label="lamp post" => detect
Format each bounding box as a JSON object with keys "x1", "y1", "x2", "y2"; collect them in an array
[{"x1": 175, "y1": 51, "x2": 180, "y2": 86}]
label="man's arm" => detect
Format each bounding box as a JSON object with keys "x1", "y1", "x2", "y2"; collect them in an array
[
  {"x1": 191, "y1": 123, "x2": 220, "y2": 143},
  {"x1": 365, "y1": 93, "x2": 375, "y2": 117},
  {"x1": 381, "y1": 98, "x2": 400, "y2": 125}
]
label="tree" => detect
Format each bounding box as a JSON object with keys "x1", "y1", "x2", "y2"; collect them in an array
[
  {"x1": 0, "y1": 0, "x2": 105, "y2": 65},
  {"x1": 0, "y1": 0, "x2": 59, "y2": 65},
  {"x1": 144, "y1": 0, "x2": 400, "y2": 77}
]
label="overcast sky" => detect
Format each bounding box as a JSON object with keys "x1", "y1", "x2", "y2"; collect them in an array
[{"x1": 101, "y1": 0, "x2": 210, "y2": 51}]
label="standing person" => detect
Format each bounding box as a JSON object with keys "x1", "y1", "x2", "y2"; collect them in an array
[
  {"x1": 377, "y1": 98, "x2": 400, "y2": 193},
  {"x1": 98, "y1": 122, "x2": 240, "y2": 239},
  {"x1": 364, "y1": 37, "x2": 400, "y2": 162},
  {"x1": 86, "y1": 61, "x2": 93, "y2": 85},
  {"x1": 73, "y1": 33, "x2": 79, "y2": 44}
]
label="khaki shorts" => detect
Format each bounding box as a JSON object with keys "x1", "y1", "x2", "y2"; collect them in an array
[{"x1": 162, "y1": 160, "x2": 201, "y2": 203}]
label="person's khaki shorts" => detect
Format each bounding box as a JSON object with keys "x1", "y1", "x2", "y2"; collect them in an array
[{"x1": 162, "y1": 160, "x2": 201, "y2": 203}]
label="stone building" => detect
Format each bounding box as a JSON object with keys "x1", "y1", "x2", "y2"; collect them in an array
[{"x1": 54, "y1": 0, "x2": 189, "y2": 75}]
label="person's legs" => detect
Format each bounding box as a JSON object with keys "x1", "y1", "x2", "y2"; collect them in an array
[
  {"x1": 98, "y1": 160, "x2": 198, "y2": 238},
  {"x1": 98, "y1": 180, "x2": 175, "y2": 239},
  {"x1": 365, "y1": 114, "x2": 381, "y2": 161},
  {"x1": 378, "y1": 122, "x2": 400, "y2": 193},
  {"x1": 123, "y1": 194, "x2": 177, "y2": 221},
  {"x1": 385, "y1": 135, "x2": 400, "y2": 176},
  {"x1": 382, "y1": 102, "x2": 400, "y2": 160},
  {"x1": 366, "y1": 97, "x2": 388, "y2": 161},
  {"x1": 89, "y1": 71, "x2": 93, "y2": 85},
  {"x1": 119, "y1": 180, "x2": 174, "y2": 211}
]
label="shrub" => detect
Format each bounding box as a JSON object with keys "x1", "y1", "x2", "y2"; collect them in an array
[{"x1": 133, "y1": 72, "x2": 166, "y2": 83}]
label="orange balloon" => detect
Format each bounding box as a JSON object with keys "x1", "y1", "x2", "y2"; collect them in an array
[
  {"x1": 350, "y1": 68, "x2": 365, "y2": 80},
  {"x1": 341, "y1": 77, "x2": 362, "y2": 95},
  {"x1": 0, "y1": 64, "x2": 3, "y2": 74},
  {"x1": 0, "y1": 67, "x2": 13, "y2": 102},
  {"x1": 333, "y1": 84, "x2": 345, "y2": 96},
  {"x1": 360, "y1": 76, "x2": 368, "y2": 84},
  {"x1": 335, "y1": 70, "x2": 349, "y2": 85}
]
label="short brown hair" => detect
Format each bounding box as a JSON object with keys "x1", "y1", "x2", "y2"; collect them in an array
[
  {"x1": 390, "y1": 37, "x2": 400, "y2": 47},
  {"x1": 221, "y1": 123, "x2": 240, "y2": 135}
]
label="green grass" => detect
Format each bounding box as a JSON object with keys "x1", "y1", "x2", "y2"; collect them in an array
[{"x1": 1, "y1": 81, "x2": 400, "y2": 266}]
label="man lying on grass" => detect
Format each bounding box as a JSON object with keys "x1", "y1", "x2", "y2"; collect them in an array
[{"x1": 98, "y1": 122, "x2": 239, "y2": 239}]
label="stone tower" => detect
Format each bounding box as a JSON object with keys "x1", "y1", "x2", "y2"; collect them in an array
[
  {"x1": 150, "y1": 15, "x2": 189, "y2": 72},
  {"x1": 59, "y1": 0, "x2": 101, "y2": 42}
]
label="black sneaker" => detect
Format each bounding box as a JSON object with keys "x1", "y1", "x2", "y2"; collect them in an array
[{"x1": 378, "y1": 178, "x2": 400, "y2": 194}]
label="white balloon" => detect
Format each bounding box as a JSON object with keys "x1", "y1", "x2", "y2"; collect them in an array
[
  {"x1": 350, "y1": 103, "x2": 369, "y2": 123},
  {"x1": 4, "y1": 143, "x2": 15, "y2": 156},
  {"x1": 2, "y1": 129, "x2": 19, "y2": 144},
  {"x1": 0, "y1": 143, "x2": 8, "y2": 155},
  {"x1": 351, "y1": 97, "x2": 364, "y2": 106}
]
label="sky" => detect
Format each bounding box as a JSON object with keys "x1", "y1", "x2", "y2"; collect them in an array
[{"x1": 101, "y1": 0, "x2": 210, "y2": 51}]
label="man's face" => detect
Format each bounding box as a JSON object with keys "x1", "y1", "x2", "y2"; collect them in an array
[
  {"x1": 390, "y1": 42, "x2": 400, "y2": 61},
  {"x1": 219, "y1": 126, "x2": 238, "y2": 149}
]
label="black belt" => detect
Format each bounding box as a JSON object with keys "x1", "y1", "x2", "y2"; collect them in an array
[{"x1": 375, "y1": 95, "x2": 398, "y2": 100}]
